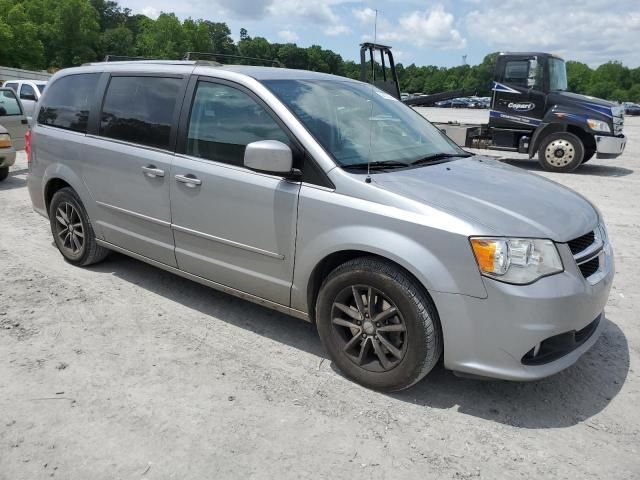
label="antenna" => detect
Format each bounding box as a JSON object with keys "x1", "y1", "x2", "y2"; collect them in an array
[{"x1": 366, "y1": 8, "x2": 378, "y2": 184}]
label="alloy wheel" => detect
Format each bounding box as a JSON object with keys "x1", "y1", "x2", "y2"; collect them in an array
[
  {"x1": 54, "y1": 201, "x2": 85, "y2": 257},
  {"x1": 331, "y1": 285, "x2": 408, "y2": 372}
]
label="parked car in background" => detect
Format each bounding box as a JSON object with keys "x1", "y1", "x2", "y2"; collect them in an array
[
  {"x1": 0, "y1": 87, "x2": 28, "y2": 181},
  {"x1": 623, "y1": 102, "x2": 640, "y2": 116},
  {"x1": 28, "y1": 61, "x2": 613, "y2": 391},
  {"x1": 0, "y1": 87, "x2": 28, "y2": 148},
  {"x1": 0, "y1": 124, "x2": 17, "y2": 181},
  {"x1": 2, "y1": 79, "x2": 47, "y2": 121}
]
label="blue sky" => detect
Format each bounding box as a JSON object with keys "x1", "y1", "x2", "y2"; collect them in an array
[{"x1": 123, "y1": 0, "x2": 640, "y2": 68}]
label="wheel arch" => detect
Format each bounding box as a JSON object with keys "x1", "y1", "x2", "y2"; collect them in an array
[{"x1": 41, "y1": 164, "x2": 102, "y2": 237}]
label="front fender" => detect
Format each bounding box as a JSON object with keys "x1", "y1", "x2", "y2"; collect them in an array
[
  {"x1": 528, "y1": 106, "x2": 598, "y2": 157},
  {"x1": 290, "y1": 186, "x2": 488, "y2": 313}
]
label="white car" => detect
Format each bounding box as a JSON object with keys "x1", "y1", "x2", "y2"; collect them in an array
[
  {"x1": 0, "y1": 87, "x2": 28, "y2": 181},
  {"x1": 2, "y1": 79, "x2": 47, "y2": 121}
]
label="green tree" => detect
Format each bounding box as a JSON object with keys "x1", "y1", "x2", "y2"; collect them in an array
[{"x1": 136, "y1": 13, "x2": 186, "y2": 59}]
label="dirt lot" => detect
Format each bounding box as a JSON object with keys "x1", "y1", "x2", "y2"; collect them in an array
[{"x1": 1, "y1": 110, "x2": 639, "y2": 479}]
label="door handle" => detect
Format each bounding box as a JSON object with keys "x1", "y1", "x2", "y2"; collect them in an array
[
  {"x1": 142, "y1": 165, "x2": 165, "y2": 178},
  {"x1": 21, "y1": 119, "x2": 28, "y2": 125},
  {"x1": 175, "y1": 174, "x2": 202, "y2": 187}
]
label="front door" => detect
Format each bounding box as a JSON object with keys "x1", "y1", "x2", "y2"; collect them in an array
[
  {"x1": 0, "y1": 88, "x2": 28, "y2": 149},
  {"x1": 81, "y1": 74, "x2": 187, "y2": 267},
  {"x1": 490, "y1": 55, "x2": 546, "y2": 130},
  {"x1": 170, "y1": 79, "x2": 300, "y2": 305}
]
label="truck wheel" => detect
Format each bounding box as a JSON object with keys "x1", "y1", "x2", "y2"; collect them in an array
[
  {"x1": 49, "y1": 187, "x2": 109, "y2": 266},
  {"x1": 316, "y1": 257, "x2": 442, "y2": 392},
  {"x1": 0, "y1": 167, "x2": 8, "y2": 181},
  {"x1": 582, "y1": 148, "x2": 596, "y2": 164},
  {"x1": 538, "y1": 132, "x2": 584, "y2": 172}
]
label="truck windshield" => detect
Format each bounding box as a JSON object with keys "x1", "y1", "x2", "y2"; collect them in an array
[
  {"x1": 263, "y1": 79, "x2": 465, "y2": 168},
  {"x1": 549, "y1": 58, "x2": 568, "y2": 91}
]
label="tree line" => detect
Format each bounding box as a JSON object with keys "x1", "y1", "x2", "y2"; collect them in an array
[{"x1": 1, "y1": 0, "x2": 639, "y2": 102}]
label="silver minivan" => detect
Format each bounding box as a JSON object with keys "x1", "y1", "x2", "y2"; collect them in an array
[{"x1": 27, "y1": 61, "x2": 614, "y2": 391}]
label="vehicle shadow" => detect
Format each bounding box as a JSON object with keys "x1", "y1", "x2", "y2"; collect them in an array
[
  {"x1": 0, "y1": 168, "x2": 28, "y2": 190},
  {"x1": 501, "y1": 158, "x2": 634, "y2": 177},
  {"x1": 390, "y1": 317, "x2": 628, "y2": 429},
  {"x1": 90, "y1": 252, "x2": 629, "y2": 430}
]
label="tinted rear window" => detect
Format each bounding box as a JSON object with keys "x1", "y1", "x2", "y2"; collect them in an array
[
  {"x1": 99, "y1": 76, "x2": 182, "y2": 150},
  {"x1": 37, "y1": 74, "x2": 100, "y2": 133}
]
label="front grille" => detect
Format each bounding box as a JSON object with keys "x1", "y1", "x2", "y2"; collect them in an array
[
  {"x1": 613, "y1": 115, "x2": 624, "y2": 136},
  {"x1": 568, "y1": 231, "x2": 595, "y2": 255},
  {"x1": 579, "y1": 257, "x2": 600, "y2": 278}
]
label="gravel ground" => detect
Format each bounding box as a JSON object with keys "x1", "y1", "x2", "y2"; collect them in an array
[{"x1": 1, "y1": 110, "x2": 639, "y2": 479}]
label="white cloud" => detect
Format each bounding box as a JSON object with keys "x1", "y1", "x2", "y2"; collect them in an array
[
  {"x1": 466, "y1": 0, "x2": 640, "y2": 66},
  {"x1": 277, "y1": 30, "x2": 300, "y2": 42},
  {"x1": 141, "y1": 6, "x2": 160, "y2": 19},
  {"x1": 354, "y1": 5, "x2": 465, "y2": 49},
  {"x1": 324, "y1": 24, "x2": 351, "y2": 36}
]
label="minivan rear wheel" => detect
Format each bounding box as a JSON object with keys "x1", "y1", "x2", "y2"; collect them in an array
[
  {"x1": 0, "y1": 167, "x2": 8, "y2": 181},
  {"x1": 49, "y1": 187, "x2": 109, "y2": 266},
  {"x1": 316, "y1": 257, "x2": 442, "y2": 392}
]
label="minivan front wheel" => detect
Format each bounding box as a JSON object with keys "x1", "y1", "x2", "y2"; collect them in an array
[
  {"x1": 49, "y1": 187, "x2": 109, "y2": 266},
  {"x1": 316, "y1": 257, "x2": 442, "y2": 392}
]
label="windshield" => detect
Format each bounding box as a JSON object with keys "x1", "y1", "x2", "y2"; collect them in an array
[
  {"x1": 263, "y1": 79, "x2": 465, "y2": 167},
  {"x1": 548, "y1": 58, "x2": 568, "y2": 91}
]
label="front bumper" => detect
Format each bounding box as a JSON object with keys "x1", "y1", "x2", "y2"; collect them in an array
[
  {"x1": 0, "y1": 145, "x2": 16, "y2": 168},
  {"x1": 432, "y1": 239, "x2": 614, "y2": 381},
  {"x1": 595, "y1": 134, "x2": 626, "y2": 159}
]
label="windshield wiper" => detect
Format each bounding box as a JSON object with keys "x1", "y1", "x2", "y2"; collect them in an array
[
  {"x1": 343, "y1": 160, "x2": 411, "y2": 171},
  {"x1": 409, "y1": 152, "x2": 471, "y2": 166}
]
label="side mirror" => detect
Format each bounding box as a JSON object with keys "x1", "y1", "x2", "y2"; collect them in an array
[
  {"x1": 244, "y1": 140, "x2": 297, "y2": 177},
  {"x1": 21, "y1": 93, "x2": 37, "y2": 101}
]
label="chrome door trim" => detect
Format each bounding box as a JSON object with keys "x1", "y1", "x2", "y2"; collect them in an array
[
  {"x1": 96, "y1": 239, "x2": 309, "y2": 321},
  {"x1": 96, "y1": 201, "x2": 171, "y2": 227},
  {"x1": 171, "y1": 224, "x2": 285, "y2": 260}
]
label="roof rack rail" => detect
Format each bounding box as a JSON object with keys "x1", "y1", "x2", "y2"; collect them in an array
[
  {"x1": 184, "y1": 52, "x2": 284, "y2": 67},
  {"x1": 104, "y1": 55, "x2": 157, "y2": 62}
]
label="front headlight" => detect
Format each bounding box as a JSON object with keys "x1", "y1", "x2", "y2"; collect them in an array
[
  {"x1": 0, "y1": 133, "x2": 12, "y2": 148},
  {"x1": 470, "y1": 237, "x2": 563, "y2": 284},
  {"x1": 587, "y1": 119, "x2": 611, "y2": 133}
]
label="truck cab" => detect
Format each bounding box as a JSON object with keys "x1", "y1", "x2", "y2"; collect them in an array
[
  {"x1": 359, "y1": 44, "x2": 627, "y2": 173},
  {"x1": 488, "y1": 52, "x2": 626, "y2": 171}
]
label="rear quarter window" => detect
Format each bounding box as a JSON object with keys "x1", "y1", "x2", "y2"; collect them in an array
[{"x1": 37, "y1": 73, "x2": 101, "y2": 133}]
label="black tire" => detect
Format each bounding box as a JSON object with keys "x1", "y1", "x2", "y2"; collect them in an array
[
  {"x1": 0, "y1": 166, "x2": 8, "y2": 181},
  {"x1": 316, "y1": 257, "x2": 442, "y2": 392},
  {"x1": 537, "y1": 132, "x2": 584, "y2": 172},
  {"x1": 49, "y1": 187, "x2": 109, "y2": 266},
  {"x1": 582, "y1": 148, "x2": 596, "y2": 164}
]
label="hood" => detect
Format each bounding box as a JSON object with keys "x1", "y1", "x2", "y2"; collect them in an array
[
  {"x1": 371, "y1": 156, "x2": 598, "y2": 242},
  {"x1": 547, "y1": 91, "x2": 618, "y2": 117}
]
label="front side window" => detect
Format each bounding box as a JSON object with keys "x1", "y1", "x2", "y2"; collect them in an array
[
  {"x1": 36, "y1": 84, "x2": 46, "y2": 94},
  {"x1": 502, "y1": 59, "x2": 542, "y2": 90},
  {"x1": 100, "y1": 76, "x2": 182, "y2": 150},
  {"x1": 0, "y1": 89, "x2": 22, "y2": 116},
  {"x1": 264, "y1": 79, "x2": 463, "y2": 168},
  {"x1": 37, "y1": 73, "x2": 100, "y2": 133},
  {"x1": 186, "y1": 82, "x2": 289, "y2": 166},
  {"x1": 20, "y1": 83, "x2": 37, "y2": 100},
  {"x1": 548, "y1": 58, "x2": 568, "y2": 91}
]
